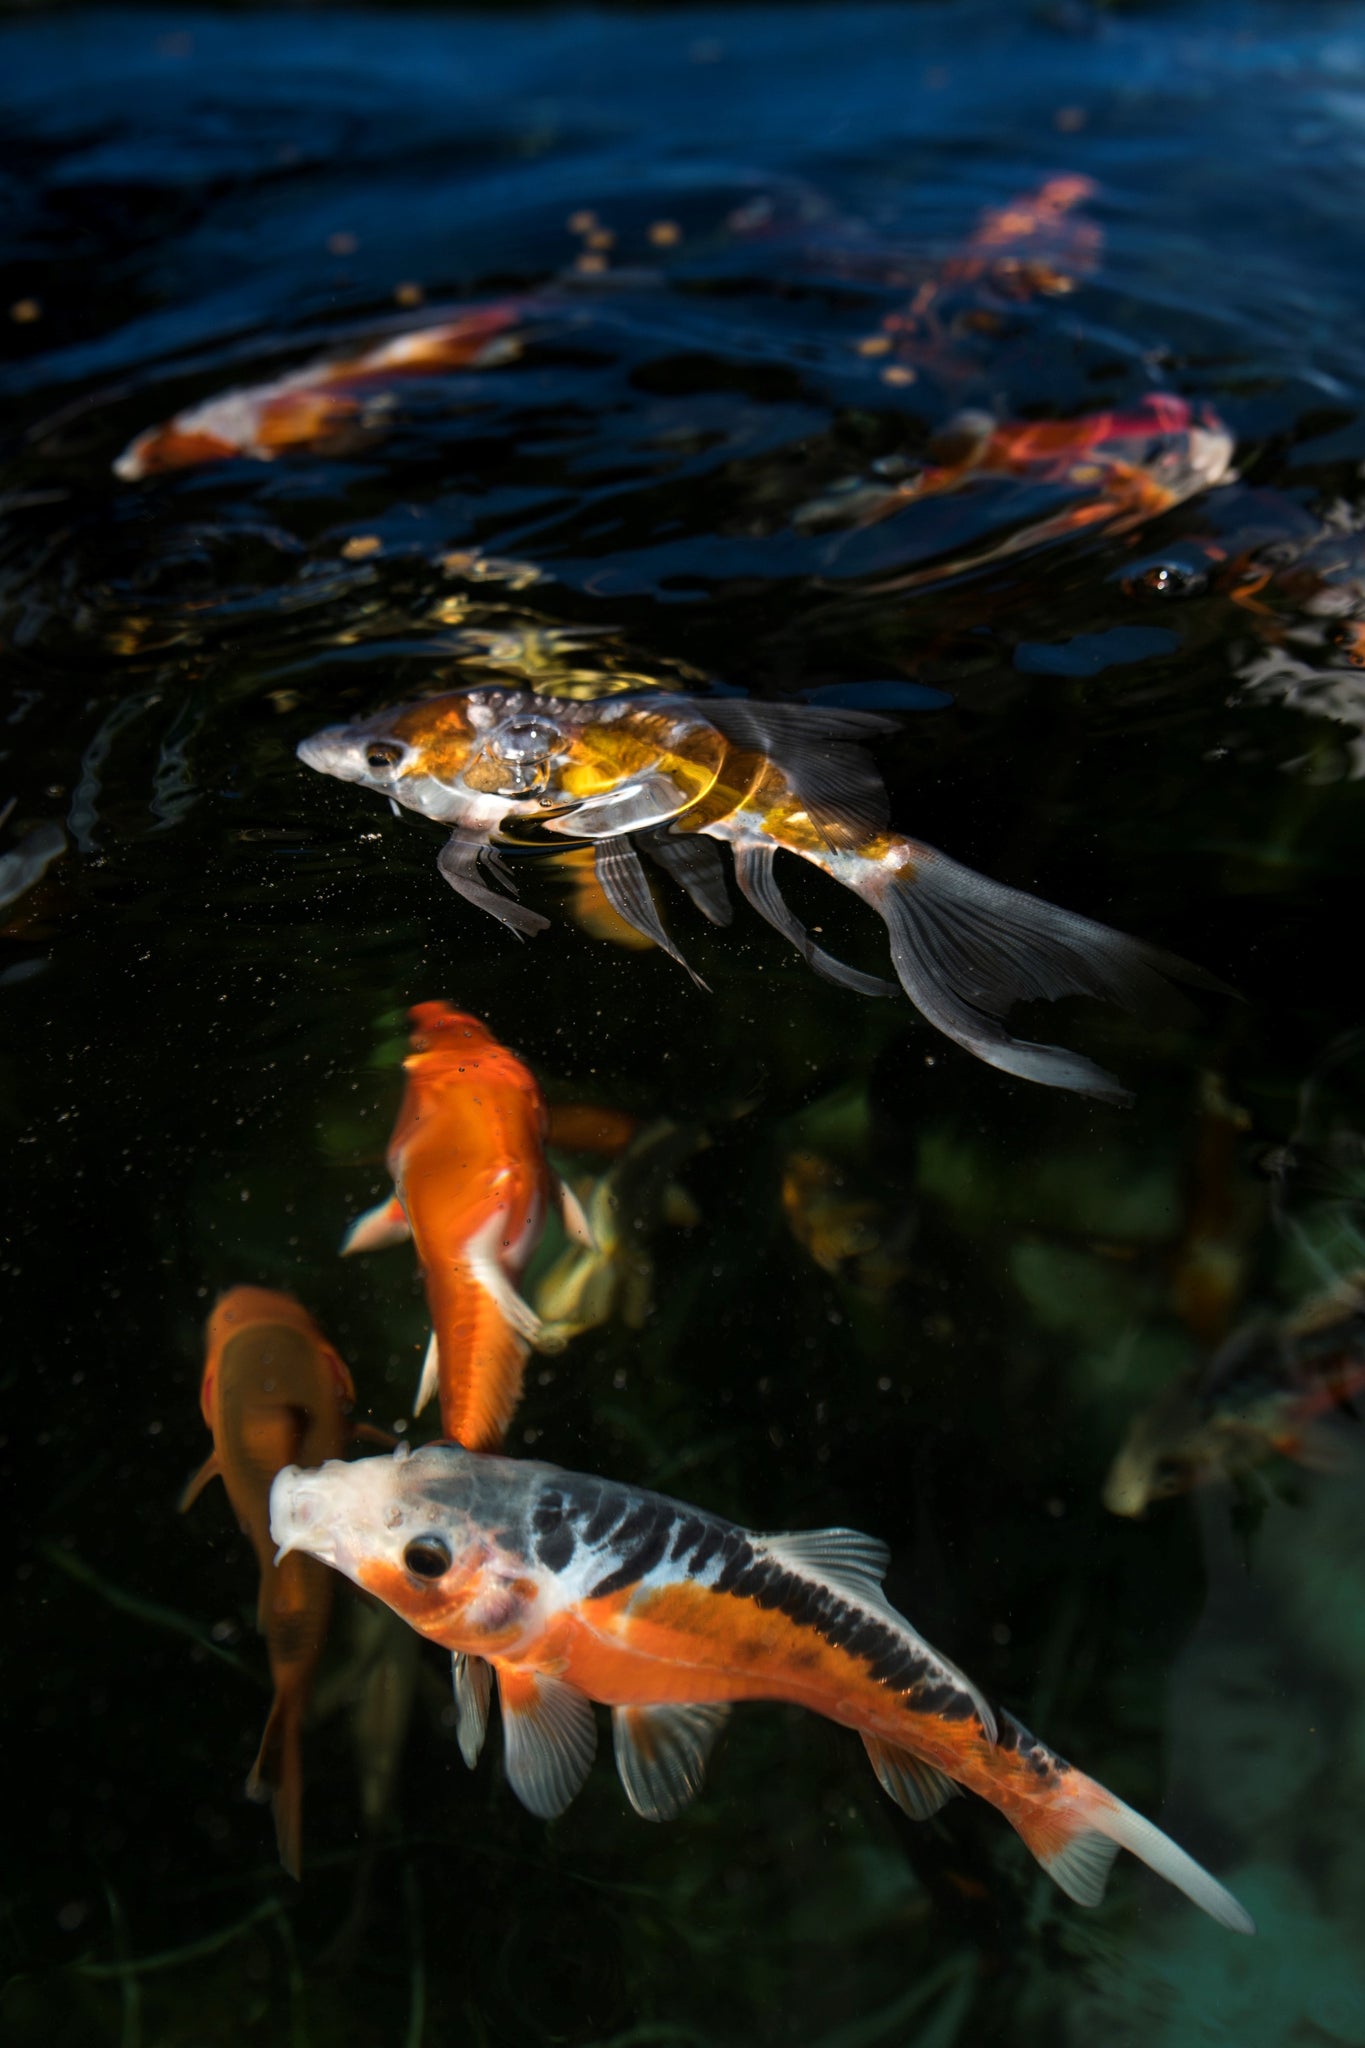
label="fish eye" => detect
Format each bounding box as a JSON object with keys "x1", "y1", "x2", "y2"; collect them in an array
[
  {"x1": 403, "y1": 1535, "x2": 452, "y2": 1579},
  {"x1": 365, "y1": 741, "x2": 405, "y2": 774}
]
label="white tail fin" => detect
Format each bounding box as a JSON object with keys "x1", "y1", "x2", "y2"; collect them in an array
[
  {"x1": 860, "y1": 840, "x2": 1226, "y2": 1100},
  {"x1": 1015, "y1": 1780, "x2": 1254, "y2": 1933}
]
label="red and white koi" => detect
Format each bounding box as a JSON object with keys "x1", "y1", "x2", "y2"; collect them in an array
[{"x1": 269, "y1": 1441, "x2": 1253, "y2": 1933}]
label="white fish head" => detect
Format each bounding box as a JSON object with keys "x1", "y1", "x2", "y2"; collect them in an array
[
  {"x1": 269, "y1": 1442, "x2": 526, "y2": 1620},
  {"x1": 296, "y1": 689, "x2": 577, "y2": 826}
]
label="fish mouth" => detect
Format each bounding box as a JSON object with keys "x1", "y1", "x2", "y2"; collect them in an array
[
  {"x1": 269, "y1": 1465, "x2": 345, "y2": 1569},
  {"x1": 296, "y1": 730, "x2": 357, "y2": 780}
]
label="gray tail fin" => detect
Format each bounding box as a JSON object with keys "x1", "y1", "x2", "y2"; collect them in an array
[{"x1": 865, "y1": 841, "x2": 1225, "y2": 1101}]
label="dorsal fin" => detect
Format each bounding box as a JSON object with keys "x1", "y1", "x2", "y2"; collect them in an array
[
  {"x1": 755, "y1": 1527, "x2": 891, "y2": 1603},
  {"x1": 701, "y1": 697, "x2": 893, "y2": 842}
]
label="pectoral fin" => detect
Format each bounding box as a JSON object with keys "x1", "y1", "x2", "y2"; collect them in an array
[
  {"x1": 593, "y1": 841, "x2": 708, "y2": 989},
  {"x1": 438, "y1": 830, "x2": 550, "y2": 938},
  {"x1": 612, "y1": 1702, "x2": 730, "y2": 1821},
  {"x1": 862, "y1": 1733, "x2": 960, "y2": 1821},
  {"x1": 497, "y1": 1667, "x2": 597, "y2": 1818},
  {"x1": 452, "y1": 1652, "x2": 493, "y2": 1770},
  {"x1": 340, "y1": 1192, "x2": 411, "y2": 1256},
  {"x1": 178, "y1": 1452, "x2": 221, "y2": 1513},
  {"x1": 414, "y1": 1330, "x2": 440, "y2": 1414}
]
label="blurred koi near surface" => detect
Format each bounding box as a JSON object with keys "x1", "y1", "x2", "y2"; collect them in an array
[
  {"x1": 114, "y1": 302, "x2": 528, "y2": 477},
  {"x1": 180, "y1": 1286, "x2": 376, "y2": 1877},
  {"x1": 270, "y1": 1441, "x2": 1253, "y2": 1934},
  {"x1": 1104, "y1": 1270, "x2": 1365, "y2": 1516},
  {"x1": 797, "y1": 394, "x2": 1235, "y2": 560},
  {"x1": 300, "y1": 685, "x2": 1225, "y2": 1101},
  {"x1": 781, "y1": 1149, "x2": 910, "y2": 1293}
]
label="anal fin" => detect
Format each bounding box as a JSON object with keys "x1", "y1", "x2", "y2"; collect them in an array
[
  {"x1": 862, "y1": 1733, "x2": 960, "y2": 1821},
  {"x1": 612, "y1": 1702, "x2": 730, "y2": 1822}
]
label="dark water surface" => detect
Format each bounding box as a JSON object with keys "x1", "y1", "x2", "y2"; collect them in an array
[{"x1": 6, "y1": 3, "x2": 1365, "y2": 2043}]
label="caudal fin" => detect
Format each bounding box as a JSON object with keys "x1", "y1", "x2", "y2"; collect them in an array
[
  {"x1": 1011, "y1": 1770, "x2": 1254, "y2": 1933},
  {"x1": 247, "y1": 1687, "x2": 305, "y2": 1881},
  {"x1": 863, "y1": 840, "x2": 1226, "y2": 1100}
]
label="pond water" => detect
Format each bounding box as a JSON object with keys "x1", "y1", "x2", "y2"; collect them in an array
[{"x1": 6, "y1": 3, "x2": 1365, "y2": 2043}]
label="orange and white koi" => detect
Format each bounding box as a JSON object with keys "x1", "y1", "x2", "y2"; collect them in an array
[
  {"x1": 299, "y1": 687, "x2": 1221, "y2": 1100},
  {"x1": 180, "y1": 1285, "x2": 360, "y2": 1877},
  {"x1": 270, "y1": 1442, "x2": 1253, "y2": 1932},
  {"x1": 114, "y1": 303, "x2": 526, "y2": 478},
  {"x1": 342, "y1": 1001, "x2": 588, "y2": 1448}
]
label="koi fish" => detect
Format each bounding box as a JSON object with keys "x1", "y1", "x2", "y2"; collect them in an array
[
  {"x1": 299, "y1": 686, "x2": 1221, "y2": 1101},
  {"x1": 180, "y1": 1286, "x2": 358, "y2": 1877},
  {"x1": 114, "y1": 303, "x2": 526, "y2": 478},
  {"x1": 269, "y1": 1442, "x2": 1253, "y2": 1933},
  {"x1": 1104, "y1": 1270, "x2": 1365, "y2": 1516},
  {"x1": 342, "y1": 1001, "x2": 589, "y2": 1448},
  {"x1": 796, "y1": 394, "x2": 1235, "y2": 560},
  {"x1": 940, "y1": 174, "x2": 1103, "y2": 301},
  {"x1": 781, "y1": 1149, "x2": 910, "y2": 1293}
]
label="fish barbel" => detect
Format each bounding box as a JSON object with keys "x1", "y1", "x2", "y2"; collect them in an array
[
  {"x1": 299, "y1": 686, "x2": 1223, "y2": 1101},
  {"x1": 270, "y1": 1442, "x2": 1252, "y2": 1932}
]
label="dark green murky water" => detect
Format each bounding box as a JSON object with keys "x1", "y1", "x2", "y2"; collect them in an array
[{"x1": 6, "y1": 3, "x2": 1365, "y2": 2042}]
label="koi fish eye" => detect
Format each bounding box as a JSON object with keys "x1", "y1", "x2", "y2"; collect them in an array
[
  {"x1": 364, "y1": 741, "x2": 406, "y2": 775},
  {"x1": 403, "y1": 1535, "x2": 453, "y2": 1579}
]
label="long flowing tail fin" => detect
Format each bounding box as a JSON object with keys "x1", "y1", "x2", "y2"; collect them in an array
[
  {"x1": 860, "y1": 840, "x2": 1226, "y2": 1100},
  {"x1": 247, "y1": 1685, "x2": 305, "y2": 1882},
  {"x1": 1010, "y1": 1770, "x2": 1254, "y2": 1933}
]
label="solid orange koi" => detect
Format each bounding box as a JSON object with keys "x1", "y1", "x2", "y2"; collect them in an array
[
  {"x1": 300, "y1": 686, "x2": 1224, "y2": 1100},
  {"x1": 114, "y1": 303, "x2": 526, "y2": 477},
  {"x1": 180, "y1": 1285, "x2": 359, "y2": 1877},
  {"x1": 270, "y1": 1442, "x2": 1253, "y2": 1933},
  {"x1": 341, "y1": 1001, "x2": 588, "y2": 1449}
]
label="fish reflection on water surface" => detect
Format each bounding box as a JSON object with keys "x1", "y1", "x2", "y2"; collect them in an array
[
  {"x1": 300, "y1": 686, "x2": 1222, "y2": 1101},
  {"x1": 270, "y1": 1442, "x2": 1253, "y2": 1933}
]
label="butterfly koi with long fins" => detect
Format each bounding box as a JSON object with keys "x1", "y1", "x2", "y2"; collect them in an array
[{"x1": 299, "y1": 687, "x2": 1224, "y2": 1101}]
